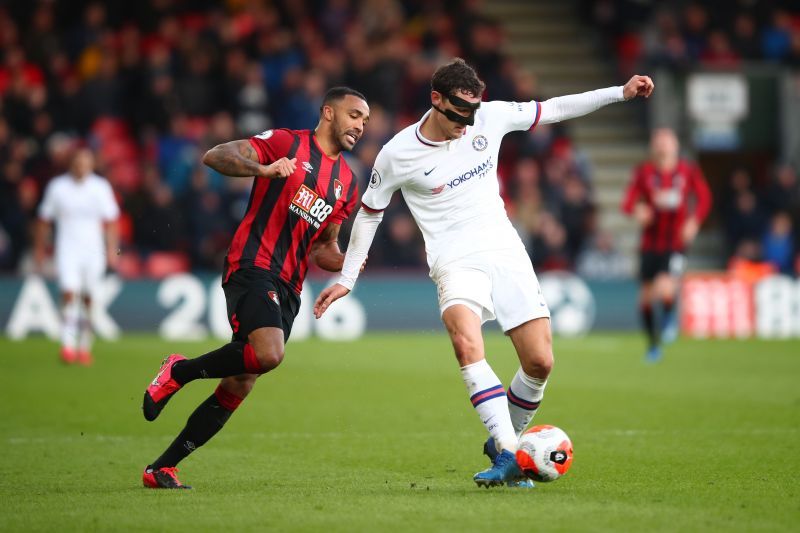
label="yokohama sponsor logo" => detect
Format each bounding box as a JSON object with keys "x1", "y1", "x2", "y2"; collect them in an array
[{"x1": 431, "y1": 157, "x2": 494, "y2": 194}]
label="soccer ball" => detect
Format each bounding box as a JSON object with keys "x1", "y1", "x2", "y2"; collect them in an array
[{"x1": 515, "y1": 425, "x2": 573, "y2": 482}]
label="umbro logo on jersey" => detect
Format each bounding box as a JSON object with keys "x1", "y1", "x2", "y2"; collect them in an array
[
  {"x1": 302, "y1": 161, "x2": 314, "y2": 172},
  {"x1": 268, "y1": 291, "x2": 280, "y2": 305},
  {"x1": 424, "y1": 166, "x2": 437, "y2": 176}
]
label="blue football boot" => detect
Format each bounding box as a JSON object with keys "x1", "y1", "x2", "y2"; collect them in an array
[
  {"x1": 482, "y1": 438, "x2": 535, "y2": 488},
  {"x1": 645, "y1": 344, "x2": 663, "y2": 363},
  {"x1": 483, "y1": 437, "x2": 499, "y2": 462},
  {"x1": 473, "y1": 449, "x2": 522, "y2": 488}
]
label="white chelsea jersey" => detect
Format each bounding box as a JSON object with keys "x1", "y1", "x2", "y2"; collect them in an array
[
  {"x1": 362, "y1": 100, "x2": 541, "y2": 272},
  {"x1": 38, "y1": 173, "x2": 120, "y2": 261}
]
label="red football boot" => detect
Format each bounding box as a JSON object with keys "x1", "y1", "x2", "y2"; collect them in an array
[
  {"x1": 60, "y1": 347, "x2": 77, "y2": 364},
  {"x1": 142, "y1": 354, "x2": 186, "y2": 421},
  {"x1": 142, "y1": 466, "x2": 191, "y2": 489},
  {"x1": 77, "y1": 350, "x2": 93, "y2": 366}
]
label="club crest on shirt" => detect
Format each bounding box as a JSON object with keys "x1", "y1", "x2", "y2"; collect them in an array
[
  {"x1": 472, "y1": 134, "x2": 488, "y2": 151},
  {"x1": 334, "y1": 179, "x2": 343, "y2": 199},
  {"x1": 369, "y1": 169, "x2": 381, "y2": 189},
  {"x1": 268, "y1": 291, "x2": 280, "y2": 305}
]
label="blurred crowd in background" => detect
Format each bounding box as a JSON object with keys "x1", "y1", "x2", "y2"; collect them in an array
[
  {"x1": 586, "y1": 0, "x2": 800, "y2": 276},
  {"x1": 584, "y1": 0, "x2": 800, "y2": 70},
  {"x1": 0, "y1": 0, "x2": 798, "y2": 279}
]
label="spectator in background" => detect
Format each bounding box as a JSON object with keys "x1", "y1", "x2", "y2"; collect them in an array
[
  {"x1": 157, "y1": 114, "x2": 199, "y2": 195},
  {"x1": 762, "y1": 212, "x2": 795, "y2": 275},
  {"x1": 728, "y1": 238, "x2": 776, "y2": 284},
  {"x1": 725, "y1": 189, "x2": 768, "y2": 257},
  {"x1": 531, "y1": 212, "x2": 571, "y2": 272},
  {"x1": 380, "y1": 213, "x2": 426, "y2": 267},
  {"x1": 576, "y1": 230, "x2": 634, "y2": 280},
  {"x1": 184, "y1": 168, "x2": 231, "y2": 271},
  {"x1": 764, "y1": 164, "x2": 800, "y2": 218},
  {"x1": 732, "y1": 13, "x2": 761, "y2": 60},
  {"x1": 762, "y1": 9, "x2": 793, "y2": 61}
]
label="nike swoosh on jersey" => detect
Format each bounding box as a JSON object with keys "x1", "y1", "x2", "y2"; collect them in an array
[{"x1": 424, "y1": 167, "x2": 437, "y2": 175}]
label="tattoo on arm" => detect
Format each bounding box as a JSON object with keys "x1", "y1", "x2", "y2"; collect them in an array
[{"x1": 202, "y1": 140, "x2": 264, "y2": 177}]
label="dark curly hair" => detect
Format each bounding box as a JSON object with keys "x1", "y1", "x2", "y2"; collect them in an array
[{"x1": 431, "y1": 58, "x2": 485, "y2": 98}]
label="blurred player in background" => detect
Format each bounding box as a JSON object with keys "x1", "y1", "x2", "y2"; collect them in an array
[
  {"x1": 34, "y1": 148, "x2": 119, "y2": 365},
  {"x1": 314, "y1": 59, "x2": 654, "y2": 487},
  {"x1": 140, "y1": 87, "x2": 368, "y2": 489},
  {"x1": 621, "y1": 128, "x2": 711, "y2": 362}
]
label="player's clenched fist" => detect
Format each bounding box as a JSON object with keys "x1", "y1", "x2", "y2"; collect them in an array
[
  {"x1": 623, "y1": 75, "x2": 655, "y2": 100},
  {"x1": 313, "y1": 283, "x2": 350, "y2": 319},
  {"x1": 263, "y1": 157, "x2": 297, "y2": 179}
]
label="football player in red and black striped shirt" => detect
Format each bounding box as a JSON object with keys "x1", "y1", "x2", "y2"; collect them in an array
[
  {"x1": 140, "y1": 87, "x2": 369, "y2": 488},
  {"x1": 621, "y1": 128, "x2": 711, "y2": 362}
]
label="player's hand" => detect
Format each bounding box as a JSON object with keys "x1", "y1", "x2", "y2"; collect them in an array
[
  {"x1": 313, "y1": 283, "x2": 350, "y2": 319},
  {"x1": 682, "y1": 217, "x2": 699, "y2": 244},
  {"x1": 623, "y1": 75, "x2": 654, "y2": 100},
  {"x1": 262, "y1": 157, "x2": 297, "y2": 179},
  {"x1": 633, "y1": 203, "x2": 653, "y2": 226},
  {"x1": 360, "y1": 256, "x2": 368, "y2": 273}
]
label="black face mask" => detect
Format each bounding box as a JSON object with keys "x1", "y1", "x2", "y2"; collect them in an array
[{"x1": 433, "y1": 93, "x2": 480, "y2": 126}]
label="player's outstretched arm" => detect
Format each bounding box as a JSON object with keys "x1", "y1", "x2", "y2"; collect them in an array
[
  {"x1": 313, "y1": 207, "x2": 383, "y2": 318},
  {"x1": 537, "y1": 75, "x2": 654, "y2": 125},
  {"x1": 202, "y1": 140, "x2": 296, "y2": 179}
]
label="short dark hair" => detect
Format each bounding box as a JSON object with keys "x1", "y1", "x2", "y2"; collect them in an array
[
  {"x1": 321, "y1": 86, "x2": 367, "y2": 110},
  {"x1": 431, "y1": 58, "x2": 485, "y2": 98}
]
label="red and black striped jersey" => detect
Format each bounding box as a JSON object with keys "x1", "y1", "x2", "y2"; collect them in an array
[
  {"x1": 621, "y1": 159, "x2": 712, "y2": 253},
  {"x1": 224, "y1": 128, "x2": 359, "y2": 294}
]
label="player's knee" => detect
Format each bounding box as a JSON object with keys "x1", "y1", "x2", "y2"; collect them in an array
[
  {"x1": 521, "y1": 343, "x2": 554, "y2": 378},
  {"x1": 451, "y1": 333, "x2": 482, "y2": 364},
  {"x1": 254, "y1": 346, "x2": 284, "y2": 372}
]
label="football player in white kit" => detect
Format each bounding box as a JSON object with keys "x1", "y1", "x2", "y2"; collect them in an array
[
  {"x1": 35, "y1": 148, "x2": 120, "y2": 365},
  {"x1": 314, "y1": 59, "x2": 654, "y2": 487}
]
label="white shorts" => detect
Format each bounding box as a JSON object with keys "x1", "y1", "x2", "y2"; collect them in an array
[
  {"x1": 56, "y1": 253, "x2": 105, "y2": 295},
  {"x1": 432, "y1": 248, "x2": 550, "y2": 332}
]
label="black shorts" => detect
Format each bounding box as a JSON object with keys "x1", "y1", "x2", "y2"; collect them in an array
[
  {"x1": 639, "y1": 251, "x2": 686, "y2": 282},
  {"x1": 222, "y1": 268, "x2": 300, "y2": 343}
]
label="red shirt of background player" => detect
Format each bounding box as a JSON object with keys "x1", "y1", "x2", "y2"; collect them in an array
[{"x1": 621, "y1": 159, "x2": 712, "y2": 253}]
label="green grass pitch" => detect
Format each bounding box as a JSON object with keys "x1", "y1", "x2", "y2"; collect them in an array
[{"x1": 1, "y1": 333, "x2": 798, "y2": 531}]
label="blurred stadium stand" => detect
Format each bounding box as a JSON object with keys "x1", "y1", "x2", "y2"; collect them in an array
[{"x1": 1, "y1": 0, "x2": 798, "y2": 279}]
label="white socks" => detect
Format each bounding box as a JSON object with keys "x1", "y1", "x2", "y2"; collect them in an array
[
  {"x1": 508, "y1": 368, "x2": 547, "y2": 437},
  {"x1": 460, "y1": 359, "x2": 518, "y2": 453},
  {"x1": 78, "y1": 302, "x2": 93, "y2": 353},
  {"x1": 61, "y1": 300, "x2": 80, "y2": 352}
]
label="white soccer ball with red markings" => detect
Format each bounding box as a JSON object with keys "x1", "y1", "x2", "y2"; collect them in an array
[{"x1": 515, "y1": 425, "x2": 574, "y2": 482}]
